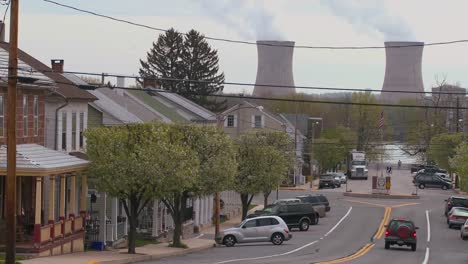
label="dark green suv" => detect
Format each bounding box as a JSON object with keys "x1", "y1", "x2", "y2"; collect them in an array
[
  {"x1": 384, "y1": 218, "x2": 418, "y2": 251},
  {"x1": 247, "y1": 203, "x2": 319, "y2": 231}
]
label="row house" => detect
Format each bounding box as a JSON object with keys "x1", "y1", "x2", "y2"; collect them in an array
[{"x1": 0, "y1": 43, "x2": 92, "y2": 256}]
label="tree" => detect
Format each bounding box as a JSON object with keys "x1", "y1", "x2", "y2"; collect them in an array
[
  {"x1": 235, "y1": 132, "x2": 290, "y2": 219},
  {"x1": 84, "y1": 124, "x2": 198, "y2": 254},
  {"x1": 139, "y1": 28, "x2": 184, "y2": 91},
  {"x1": 450, "y1": 141, "x2": 468, "y2": 192},
  {"x1": 428, "y1": 133, "x2": 465, "y2": 173},
  {"x1": 139, "y1": 29, "x2": 226, "y2": 111},
  {"x1": 162, "y1": 124, "x2": 237, "y2": 247}
]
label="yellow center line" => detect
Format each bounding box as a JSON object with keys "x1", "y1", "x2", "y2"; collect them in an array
[
  {"x1": 314, "y1": 206, "x2": 389, "y2": 264},
  {"x1": 391, "y1": 202, "x2": 420, "y2": 208},
  {"x1": 341, "y1": 199, "x2": 387, "y2": 207}
]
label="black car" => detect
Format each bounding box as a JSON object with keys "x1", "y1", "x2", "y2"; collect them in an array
[
  {"x1": 247, "y1": 203, "x2": 319, "y2": 231},
  {"x1": 445, "y1": 196, "x2": 468, "y2": 216},
  {"x1": 319, "y1": 174, "x2": 339, "y2": 189},
  {"x1": 384, "y1": 218, "x2": 418, "y2": 251},
  {"x1": 411, "y1": 164, "x2": 446, "y2": 174},
  {"x1": 413, "y1": 173, "x2": 452, "y2": 190},
  {"x1": 296, "y1": 194, "x2": 331, "y2": 212}
]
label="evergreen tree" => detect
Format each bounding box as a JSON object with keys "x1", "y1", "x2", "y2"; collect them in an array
[
  {"x1": 139, "y1": 28, "x2": 184, "y2": 92},
  {"x1": 139, "y1": 29, "x2": 226, "y2": 111}
]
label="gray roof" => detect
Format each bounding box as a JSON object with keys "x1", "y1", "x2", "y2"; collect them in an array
[
  {"x1": 157, "y1": 92, "x2": 217, "y2": 121},
  {"x1": 0, "y1": 144, "x2": 89, "y2": 170},
  {"x1": 88, "y1": 89, "x2": 143, "y2": 125}
]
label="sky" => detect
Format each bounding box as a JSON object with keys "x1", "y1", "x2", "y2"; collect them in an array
[{"x1": 11, "y1": 0, "x2": 468, "y2": 94}]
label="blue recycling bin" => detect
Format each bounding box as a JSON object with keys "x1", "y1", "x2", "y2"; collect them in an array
[{"x1": 91, "y1": 241, "x2": 105, "y2": 251}]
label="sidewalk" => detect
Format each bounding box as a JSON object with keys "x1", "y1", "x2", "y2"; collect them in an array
[{"x1": 21, "y1": 206, "x2": 262, "y2": 264}]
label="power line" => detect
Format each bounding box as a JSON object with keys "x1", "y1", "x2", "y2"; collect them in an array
[
  {"x1": 42, "y1": 0, "x2": 468, "y2": 50},
  {"x1": 5, "y1": 66, "x2": 468, "y2": 96}
]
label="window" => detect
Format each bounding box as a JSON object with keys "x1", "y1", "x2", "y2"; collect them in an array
[
  {"x1": 79, "y1": 112, "x2": 84, "y2": 148},
  {"x1": 0, "y1": 96, "x2": 4, "y2": 137},
  {"x1": 226, "y1": 115, "x2": 235, "y2": 127},
  {"x1": 23, "y1": 95, "x2": 28, "y2": 137},
  {"x1": 243, "y1": 219, "x2": 257, "y2": 228},
  {"x1": 72, "y1": 113, "x2": 77, "y2": 150},
  {"x1": 258, "y1": 218, "x2": 275, "y2": 226},
  {"x1": 33, "y1": 96, "x2": 38, "y2": 136},
  {"x1": 254, "y1": 115, "x2": 262, "y2": 128},
  {"x1": 61, "y1": 112, "x2": 67, "y2": 150}
]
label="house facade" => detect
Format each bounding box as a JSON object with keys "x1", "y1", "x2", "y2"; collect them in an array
[{"x1": 0, "y1": 43, "x2": 91, "y2": 256}]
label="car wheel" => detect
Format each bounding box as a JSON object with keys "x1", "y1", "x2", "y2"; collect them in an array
[
  {"x1": 418, "y1": 184, "x2": 425, "y2": 189},
  {"x1": 442, "y1": 185, "x2": 448, "y2": 190},
  {"x1": 271, "y1": 233, "x2": 284, "y2": 245},
  {"x1": 448, "y1": 224, "x2": 453, "y2": 229},
  {"x1": 223, "y1": 235, "x2": 236, "y2": 247},
  {"x1": 411, "y1": 244, "x2": 416, "y2": 251},
  {"x1": 299, "y1": 219, "x2": 310, "y2": 231},
  {"x1": 384, "y1": 241, "x2": 390, "y2": 249},
  {"x1": 332, "y1": 185, "x2": 336, "y2": 189}
]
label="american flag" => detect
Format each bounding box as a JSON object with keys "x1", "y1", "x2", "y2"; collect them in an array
[{"x1": 378, "y1": 111, "x2": 384, "y2": 129}]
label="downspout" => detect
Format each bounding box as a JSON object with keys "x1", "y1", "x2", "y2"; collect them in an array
[{"x1": 55, "y1": 99, "x2": 69, "y2": 150}]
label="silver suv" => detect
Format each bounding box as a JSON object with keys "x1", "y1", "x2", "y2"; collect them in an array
[{"x1": 215, "y1": 216, "x2": 292, "y2": 247}]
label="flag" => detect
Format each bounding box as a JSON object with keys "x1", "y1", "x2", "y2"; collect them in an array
[{"x1": 378, "y1": 111, "x2": 384, "y2": 129}]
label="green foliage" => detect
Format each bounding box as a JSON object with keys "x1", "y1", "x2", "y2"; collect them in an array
[
  {"x1": 351, "y1": 92, "x2": 382, "y2": 156},
  {"x1": 234, "y1": 131, "x2": 291, "y2": 219},
  {"x1": 428, "y1": 133, "x2": 465, "y2": 172},
  {"x1": 450, "y1": 141, "x2": 468, "y2": 192},
  {"x1": 139, "y1": 28, "x2": 226, "y2": 111}
]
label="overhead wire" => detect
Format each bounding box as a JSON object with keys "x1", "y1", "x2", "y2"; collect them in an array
[{"x1": 42, "y1": 0, "x2": 468, "y2": 50}]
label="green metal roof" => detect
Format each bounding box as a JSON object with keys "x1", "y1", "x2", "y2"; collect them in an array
[{"x1": 127, "y1": 90, "x2": 187, "y2": 123}]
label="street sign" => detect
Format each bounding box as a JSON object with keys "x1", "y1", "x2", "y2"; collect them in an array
[{"x1": 377, "y1": 177, "x2": 386, "y2": 190}]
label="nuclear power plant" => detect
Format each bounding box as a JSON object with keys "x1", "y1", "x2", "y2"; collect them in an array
[
  {"x1": 381, "y1": 41, "x2": 425, "y2": 102},
  {"x1": 252, "y1": 40, "x2": 296, "y2": 97}
]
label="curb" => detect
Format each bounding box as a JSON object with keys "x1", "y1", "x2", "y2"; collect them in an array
[
  {"x1": 454, "y1": 189, "x2": 468, "y2": 195},
  {"x1": 98, "y1": 243, "x2": 215, "y2": 264},
  {"x1": 279, "y1": 187, "x2": 309, "y2": 191},
  {"x1": 343, "y1": 192, "x2": 419, "y2": 199}
]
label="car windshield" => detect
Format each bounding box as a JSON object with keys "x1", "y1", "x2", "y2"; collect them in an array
[
  {"x1": 261, "y1": 205, "x2": 278, "y2": 214},
  {"x1": 352, "y1": 161, "x2": 366, "y2": 165},
  {"x1": 452, "y1": 198, "x2": 468, "y2": 207},
  {"x1": 320, "y1": 175, "x2": 332, "y2": 179},
  {"x1": 388, "y1": 220, "x2": 414, "y2": 231},
  {"x1": 453, "y1": 209, "x2": 468, "y2": 217}
]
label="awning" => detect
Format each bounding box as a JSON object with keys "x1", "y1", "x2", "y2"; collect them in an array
[{"x1": 0, "y1": 144, "x2": 89, "y2": 176}]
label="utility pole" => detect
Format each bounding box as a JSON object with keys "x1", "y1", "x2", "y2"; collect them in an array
[
  {"x1": 6, "y1": 1, "x2": 19, "y2": 263},
  {"x1": 214, "y1": 115, "x2": 223, "y2": 239}
]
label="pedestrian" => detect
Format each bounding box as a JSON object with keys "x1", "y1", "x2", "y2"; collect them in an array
[
  {"x1": 398, "y1": 160, "x2": 402, "y2": 169},
  {"x1": 389, "y1": 166, "x2": 392, "y2": 174}
]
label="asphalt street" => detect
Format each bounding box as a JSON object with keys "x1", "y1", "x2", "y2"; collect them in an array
[{"x1": 140, "y1": 167, "x2": 468, "y2": 264}]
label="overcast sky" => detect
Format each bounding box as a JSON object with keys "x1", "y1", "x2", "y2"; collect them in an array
[{"x1": 14, "y1": 0, "x2": 468, "y2": 94}]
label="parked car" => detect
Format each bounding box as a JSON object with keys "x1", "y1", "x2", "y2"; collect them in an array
[
  {"x1": 273, "y1": 198, "x2": 301, "y2": 205},
  {"x1": 384, "y1": 218, "x2": 418, "y2": 251},
  {"x1": 247, "y1": 203, "x2": 319, "y2": 231},
  {"x1": 319, "y1": 174, "x2": 340, "y2": 189},
  {"x1": 296, "y1": 194, "x2": 331, "y2": 212},
  {"x1": 413, "y1": 173, "x2": 452, "y2": 190},
  {"x1": 447, "y1": 207, "x2": 468, "y2": 229},
  {"x1": 411, "y1": 165, "x2": 446, "y2": 174},
  {"x1": 215, "y1": 216, "x2": 292, "y2": 247},
  {"x1": 445, "y1": 196, "x2": 468, "y2": 216},
  {"x1": 461, "y1": 219, "x2": 468, "y2": 240},
  {"x1": 331, "y1": 172, "x2": 347, "y2": 184}
]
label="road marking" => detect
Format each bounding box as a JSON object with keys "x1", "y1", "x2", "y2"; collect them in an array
[
  {"x1": 315, "y1": 243, "x2": 375, "y2": 264},
  {"x1": 211, "y1": 207, "x2": 352, "y2": 264},
  {"x1": 425, "y1": 210, "x2": 431, "y2": 242},
  {"x1": 422, "y1": 247, "x2": 430, "y2": 264},
  {"x1": 391, "y1": 202, "x2": 420, "y2": 208},
  {"x1": 374, "y1": 207, "x2": 392, "y2": 239},
  {"x1": 324, "y1": 207, "x2": 353, "y2": 237},
  {"x1": 341, "y1": 199, "x2": 386, "y2": 207}
]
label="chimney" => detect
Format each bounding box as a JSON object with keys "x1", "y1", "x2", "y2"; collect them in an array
[
  {"x1": 51, "y1": 59, "x2": 64, "y2": 73},
  {"x1": 252, "y1": 40, "x2": 296, "y2": 97},
  {"x1": 0, "y1": 21, "x2": 5, "y2": 42},
  {"x1": 143, "y1": 77, "x2": 158, "y2": 89},
  {"x1": 381, "y1": 41, "x2": 425, "y2": 102},
  {"x1": 116, "y1": 77, "x2": 125, "y2": 96}
]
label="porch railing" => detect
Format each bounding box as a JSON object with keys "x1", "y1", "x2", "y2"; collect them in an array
[
  {"x1": 40, "y1": 225, "x2": 51, "y2": 244},
  {"x1": 54, "y1": 222, "x2": 62, "y2": 239},
  {"x1": 74, "y1": 217, "x2": 83, "y2": 232},
  {"x1": 64, "y1": 219, "x2": 72, "y2": 236}
]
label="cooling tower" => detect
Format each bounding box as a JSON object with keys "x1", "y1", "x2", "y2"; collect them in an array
[
  {"x1": 252, "y1": 41, "x2": 296, "y2": 97},
  {"x1": 381, "y1": 41, "x2": 425, "y2": 102}
]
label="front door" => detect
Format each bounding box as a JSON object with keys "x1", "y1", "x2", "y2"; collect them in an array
[{"x1": 240, "y1": 219, "x2": 259, "y2": 242}]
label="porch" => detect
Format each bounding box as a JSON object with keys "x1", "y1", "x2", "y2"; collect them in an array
[{"x1": 0, "y1": 144, "x2": 89, "y2": 256}]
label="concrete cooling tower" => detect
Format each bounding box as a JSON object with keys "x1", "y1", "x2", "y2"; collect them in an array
[
  {"x1": 381, "y1": 41, "x2": 425, "y2": 102},
  {"x1": 252, "y1": 41, "x2": 296, "y2": 97}
]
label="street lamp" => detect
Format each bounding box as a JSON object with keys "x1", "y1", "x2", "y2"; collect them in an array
[
  {"x1": 308, "y1": 118, "x2": 322, "y2": 191},
  {"x1": 213, "y1": 105, "x2": 264, "y2": 239}
]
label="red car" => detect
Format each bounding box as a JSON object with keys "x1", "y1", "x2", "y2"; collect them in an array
[{"x1": 384, "y1": 218, "x2": 418, "y2": 251}]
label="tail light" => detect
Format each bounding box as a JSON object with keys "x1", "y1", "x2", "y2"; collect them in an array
[
  {"x1": 284, "y1": 229, "x2": 289, "y2": 233},
  {"x1": 385, "y1": 230, "x2": 389, "y2": 237},
  {"x1": 464, "y1": 226, "x2": 468, "y2": 230},
  {"x1": 449, "y1": 214, "x2": 457, "y2": 219},
  {"x1": 413, "y1": 232, "x2": 417, "y2": 238}
]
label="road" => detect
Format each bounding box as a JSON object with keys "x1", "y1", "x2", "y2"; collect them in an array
[{"x1": 140, "y1": 167, "x2": 468, "y2": 264}]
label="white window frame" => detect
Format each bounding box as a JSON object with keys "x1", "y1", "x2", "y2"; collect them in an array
[
  {"x1": 33, "y1": 95, "x2": 38, "y2": 136},
  {"x1": 252, "y1": 115, "x2": 263, "y2": 128},
  {"x1": 225, "y1": 114, "x2": 237, "y2": 128},
  {"x1": 0, "y1": 95, "x2": 4, "y2": 137},
  {"x1": 23, "y1": 95, "x2": 28, "y2": 137}
]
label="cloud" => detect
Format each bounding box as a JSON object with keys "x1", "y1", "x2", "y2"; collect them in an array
[
  {"x1": 197, "y1": 0, "x2": 285, "y2": 40},
  {"x1": 319, "y1": 0, "x2": 415, "y2": 41}
]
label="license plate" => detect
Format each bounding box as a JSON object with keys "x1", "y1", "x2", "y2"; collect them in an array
[{"x1": 397, "y1": 241, "x2": 404, "y2": 245}]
